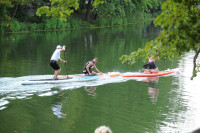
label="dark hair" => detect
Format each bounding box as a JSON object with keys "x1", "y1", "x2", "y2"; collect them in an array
[{"x1": 143, "y1": 64, "x2": 149, "y2": 69}]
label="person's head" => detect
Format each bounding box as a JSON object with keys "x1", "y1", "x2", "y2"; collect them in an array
[
  {"x1": 56, "y1": 45, "x2": 62, "y2": 49},
  {"x1": 94, "y1": 126, "x2": 112, "y2": 133},
  {"x1": 93, "y1": 58, "x2": 98, "y2": 63}
]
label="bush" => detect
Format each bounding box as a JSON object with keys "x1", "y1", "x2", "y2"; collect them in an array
[
  {"x1": 43, "y1": 18, "x2": 71, "y2": 30},
  {"x1": 56, "y1": 19, "x2": 71, "y2": 29},
  {"x1": 56, "y1": 19, "x2": 64, "y2": 29},
  {"x1": 123, "y1": 18, "x2": 127, "y2": 25},
  {"x1": 10, "y1": 19, "x2": 28, "y2": 32},
  {"x1": 29, "y1": 23, "x2": 44, "y2": 31},
  {"x1": 70, "y1": 18, "x2": 81, "y2": 29},
  {"x1": 64, "y1": 22, "x2": 71, "y2": 29},
  {"x1": 95, "y1": 17, "x2": 109, "y2": 27},
  {"x1": 111, "y1": 17, "x2": 123, "y2": 26},
  {"x1": 44, "y1": 18, "x2": 57, "y2": 30}
]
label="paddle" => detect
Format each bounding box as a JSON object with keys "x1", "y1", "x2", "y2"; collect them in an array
[{"x1": 64, "y1": 46, "x2": 69, "y2": 79}]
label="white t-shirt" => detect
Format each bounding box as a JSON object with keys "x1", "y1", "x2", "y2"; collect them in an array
[{"x1": 51, "y1": 49, "x2": 61, "y2": 61}]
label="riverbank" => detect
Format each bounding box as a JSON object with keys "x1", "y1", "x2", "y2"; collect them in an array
[{"x1": 3, "y1": 12, "x2": 157, "y2": 34}]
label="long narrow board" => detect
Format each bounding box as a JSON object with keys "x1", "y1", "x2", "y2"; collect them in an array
[
  {"x1": 21, "y1": 75, "x2": 98, "y2": 85},
  {"x1": 123, "y1": 68, "x2": 181, "y2": 77},
  {"x1": 58, "y1": 72, "x2": 120, "y2": 79}
]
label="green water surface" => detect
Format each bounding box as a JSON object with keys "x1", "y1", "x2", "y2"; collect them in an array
[{"x1": 0, "y1": 22, "x2": 199, "y2": 133}]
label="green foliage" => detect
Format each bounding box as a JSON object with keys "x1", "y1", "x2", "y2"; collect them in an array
[
  {"x1": 10, "y1": 19, "x2": 27, "y2": 32},
  {"x1": 29, "y1": 23, "x2": 43, "y2": 31},
  {"x1": 0, "y1": 3, "x2": 10, "y2": 32},
  {"x1": 0, "y1": 0, "x2": 33, "y2": 33},
  {"x1": 56, "y1": 19, "x2": 71, "y2": 29},
  {"x1": 29, "y1": 18, "x2": 71, "y2": 31},
  {"x1": 95, "y1": 17, "x2": 109, "y2": 26},
  {"x1": 70, "y1": 18, "x2": 81, "y2": 29},
  {"x1": 94, "y1": 0, "x2": 160, "y2": 26},
  {"x1": 36, "y1": 0, "x2": 106, "y2": 21},
  {"x1": 140, "y1": 0, "x2": 164, "y2": 11},
  {"x1": 36, "y1": 0, "x2": 80, "y2": 21},
  {"x1": 96, "y1": 0, "x2": 135, "y2": 18},
  {"x1": 94, "y1": 0, "x2": 134, "y2": 26},
  {"x1": 44, "y1": 18, "x2": 57, "y2": 30},
  {"x1": 93, "y1": 0, "x2": 105, "y2": 7},
  {"x1": 0, "y1": 0, "x2": 165, "y2": 33}
]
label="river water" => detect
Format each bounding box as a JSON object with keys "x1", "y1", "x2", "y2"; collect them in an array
[{"x1": 0, "y1": 22, "x2": 200, "y2": 133}]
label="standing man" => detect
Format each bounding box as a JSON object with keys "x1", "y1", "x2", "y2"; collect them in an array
[
  {"x1": 49, "y1": 45, "x2": 67, "y2": 80},
  {"x1": 83, "y1": 58, "x2": 102, "y2": 76}
]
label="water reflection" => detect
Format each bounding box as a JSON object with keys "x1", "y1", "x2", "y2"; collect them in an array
[
  {"x1": 84, "y1": 86, "x2": 97, "y2": 98},
  {"x1": 51, "y1": 93, "x2": 67, "y2": 118},
  {"x1": 52, "y1": 103, "x2": 66, "y2": 118},
  {"x1": 142, "y1": 77, "x2": 159, "y2": 104}
]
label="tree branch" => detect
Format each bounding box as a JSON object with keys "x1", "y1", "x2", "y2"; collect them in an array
[
  {"x1": 6, "y1": 4, "x2": 19, "y2": 32},
  {"x1": 191, "y1": 48, "x2": 200, "y2": 80}
]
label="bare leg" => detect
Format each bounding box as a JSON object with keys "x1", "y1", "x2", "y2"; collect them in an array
[
  {"x1": 151, "y1": 68, "x2": 159, "y2": 73},
  {"x1": 85, "y1": 71, "x2": 96, "y2": 76},
  {"x1": 53, "y1": 68, "x2": 61, "y2": 79},
  {"x1": 91, "y1": 71, "x2": 97, "y2": 75},
  {"x1": 144, "y1": 69, "x2": 151, "y2": 74}
]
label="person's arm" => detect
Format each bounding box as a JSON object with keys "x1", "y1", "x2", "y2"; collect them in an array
[
  {"x1": 93, "y1": 64, "x2": 101, "y2": 73},
  {"x1": 59, "y1": 58, "x2": 67, "y2": 63},
  {"x1": 60, "y1": 45, "x2": 65, "y2": 52},
  {"x1": 59, "y1": 46, "x2": 66, "y2": 62}
]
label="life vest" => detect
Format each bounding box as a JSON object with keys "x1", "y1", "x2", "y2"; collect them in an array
[{"x1": 83, "y1": 60, "x2": 95, "y2": 72}]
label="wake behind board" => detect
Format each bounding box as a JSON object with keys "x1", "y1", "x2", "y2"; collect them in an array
[
  {"x1": 99, "y1": 72, "x2": 120, "y2": 77},
  {"x1": 21, "y1": 75, "x2": 98, "y2": 85},
  {"x1": 123, "y1": 68, "x2": 181, "y2": 77}
]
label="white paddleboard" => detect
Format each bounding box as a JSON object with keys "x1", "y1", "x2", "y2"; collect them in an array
[{"x1": 21, "y1": 75, "x2": 98, "y2": 85}]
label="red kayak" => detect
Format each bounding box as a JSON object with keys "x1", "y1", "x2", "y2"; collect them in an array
[{"x1": 123, "y1": 68, "x2": 181, "y2": 77}]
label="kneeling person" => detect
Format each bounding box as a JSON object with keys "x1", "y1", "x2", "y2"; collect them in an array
[{"x1": 83, "y1": 58, "x2": 101, "y2": 76}]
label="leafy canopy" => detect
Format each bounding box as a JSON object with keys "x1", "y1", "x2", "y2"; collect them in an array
[
  {"x1": 36, "y1": 0, "x2": 164, "y2": 21},
  {"x1": 36, "y1": 0, "x2": 79, "y2": 21},
  {"x1": 36, "y1": 0, "x2": 106, "y2": 21}
]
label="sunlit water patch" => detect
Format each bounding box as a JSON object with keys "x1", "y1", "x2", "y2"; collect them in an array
[{"x1": 159, "y1": 52, "x2": 200, "y2": 133}]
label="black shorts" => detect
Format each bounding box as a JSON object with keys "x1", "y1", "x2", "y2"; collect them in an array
[
  {"x1": 49, "y1": 60, "x2": 60, "y2": 70},
  {"x1": 148, "y1": 62, "x2": 157, "y2": 69},
  {"x1": 83, "y1": 68, "x2": 92, "y2": 74}
]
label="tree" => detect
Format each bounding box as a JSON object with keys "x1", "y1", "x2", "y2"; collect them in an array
[
  {"x1": 85, "y1": 0, "x2": 92, "y2": 22},
  {"x1": 120, "y1": 0, "x2": 200, "y2": 79},
  {"x1": 0, "y1": 0, "x2": 32, "y2": 32},
  {"x1": 36, "y1": 0, "x2": 165, "y2": 22},
  {"x1": 36, "y1": 0, "x2": 79, "y2": 21},
  {"x1": 36, "y1": 0, "x2": 105, "y2": 21},
  {"x1": 0, "y1": 1, "x2": 12, "y2": 32}
]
